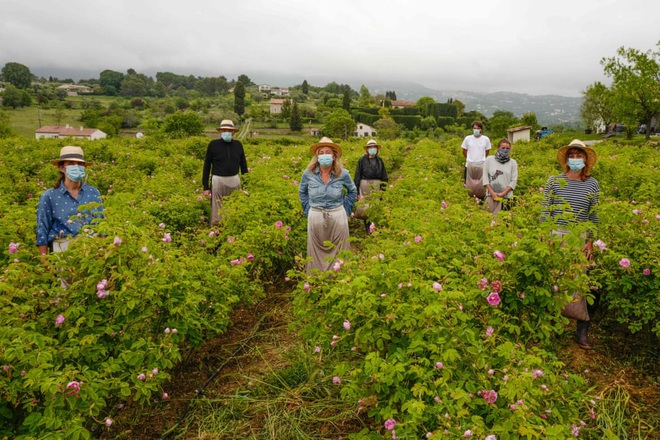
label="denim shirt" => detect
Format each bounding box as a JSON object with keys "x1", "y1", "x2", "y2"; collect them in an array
[
  {"x1": 299, "y1": 167, "x2": 357, "y2": 217},
  {"x1": 36, "y1": 182, "x2": 104, "y2": 246}
]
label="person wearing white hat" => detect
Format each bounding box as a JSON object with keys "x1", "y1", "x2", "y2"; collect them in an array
[
  {"x1": 36, "y1": 146, "x2": 103, "y2": 255},
  {"x1": 542, "y1": 139, "x2": 601, "y2": 350},
  {"x1": 202, "y1": 119, "x2": 248, "y2": 225},
  {"x1": 353, "y1": 139, "x2": 388, "y2": 232},
  {"x1": 299, "y1": 137, "x2": 357, "y2": 273}
]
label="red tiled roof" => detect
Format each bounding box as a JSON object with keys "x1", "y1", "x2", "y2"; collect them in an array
[{"x1": 391, "y1": 100, "x2": 416, "y2": 107}]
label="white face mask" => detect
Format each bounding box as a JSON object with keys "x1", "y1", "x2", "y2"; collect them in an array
[
  {"x1": 318, "y1": 154, "x2": 334, "y2": 167},
  {"x1": 367, "y1": 148, "x2": 378, "y2": 155}
]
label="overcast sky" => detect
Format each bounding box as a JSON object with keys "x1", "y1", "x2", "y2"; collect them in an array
[{"x1": 1, "y1": 0, "x2": 658, "y2": 97}]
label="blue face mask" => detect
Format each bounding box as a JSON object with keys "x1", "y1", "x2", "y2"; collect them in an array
[
  {"x1": 473, "y1": 129, "x2": 481, "y2": 137},
  {"x1": 367, "y1": 148, "x2": 378, "y2": 156},
  {"x1": 318, "y1": 154, "x2": 334, "y2": 167},
  {"x1": 221, "y1": 132, "x2": 233, "y2": 142},
  {"x1": 568, "y1": 158, "x2": 586, "y2": 172},
  {"x1": 498, "y1": 149, "x2": 510, "y2": 157},
  {"x1": 65, "y1": 164, "x2": 86, "y2": 182}
]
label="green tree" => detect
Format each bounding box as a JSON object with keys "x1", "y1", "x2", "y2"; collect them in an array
[
  {"x1": 120, "y1": 75, "x2": 147, "y2": 98},
  {"x1": 322, "y1": 109, "x2": 355, "y2": 140},
  {"x1": 0, "y1": 110, "x2": 16, "y2": 138},
  {"x1": 281, "y1": 98, "x2": 292, "y2": 120},
  {"x1": 99, "y1": 70, "x2": 125, "y2": 96},
  {"x1": 342, "y1": 89, "x2": 351, "y2": 111},
  {"x1": 489, "y1": 111, "x2": 519, "y2": 139},
  {"x1": 237, "y1": 74, "x2": 253, "y2": 86},
  {"x1": 601, "y1": 42, "x2": 660, "y2": 140},
  {"x1": 161, "y1": 111, "x2": 204, "y2": 138},
  {"x1": 520, "y1": 112, "x2": 540, "y2": 131},
  {"x1": 452, "y1": 99, "x2": 466, "y2": 117},
  {"x1": 1, "y1": 84, "x2": 24, "y2": 108},
  {"x1": 234, "y1": 81, "x2": 246, "y2": 116},
  {"x1": 2, "y1": 62, "x2": 32, "y2": 89},
  {"x1": 374, "y1": 117, "x2": 401, "y2": 140},
  {"x1": 358, "y1": 85, "x2": 375, "y2": 107},
  {"x1": 416, "y1": 97, "x2": 435, "y2": 116},
  {"x1": 580, "y1": 82, "x2": 615, "y2": 133},
  {"x1": 290, "y1": 100, "x2": 303, "y2": 131},
  {"x1": 302, "y1": 80, "x2": 309, "y2": 95}
]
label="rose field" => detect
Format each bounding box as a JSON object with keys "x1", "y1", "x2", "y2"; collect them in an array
[{"x1": 0, "y1": 134, "x2": 659, "y2": 439}]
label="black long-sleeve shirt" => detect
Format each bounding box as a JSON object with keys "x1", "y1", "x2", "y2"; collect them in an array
[
  {"x1": 353, "y1": 155, "x2": 388, "y2": 188},
  {"x1": 202, "y1": 139, "x2": 248, "y2": 190}
]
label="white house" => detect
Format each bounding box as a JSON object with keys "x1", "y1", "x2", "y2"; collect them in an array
[
  {"x1": 270, "y1": 87, "x2": 290, "y2": 97},
  {"x1": 35, "y1": 125, "x2": 107, "y2": 140},
  {"x1": 258, "y1": 84, "x2": 271, "y2": 94},
  {"x1": 506, "y1": 126, "x2": 532, "y2": 143},
  {"x1": 270, "y1": 98, "x2": 285, "y2": 115},
  {"x1": 56, "y1": 84, "x2": 93, "y2": 96},
  {"x1": 354, "y1": 122, "x2": 376, "y2": 138}
]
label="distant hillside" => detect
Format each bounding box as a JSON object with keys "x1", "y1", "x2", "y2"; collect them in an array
[{"x1": 367, "y1": 81, "x2": 582, "y2": 125}]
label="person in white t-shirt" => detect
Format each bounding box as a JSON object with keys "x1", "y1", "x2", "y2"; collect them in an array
[{"x1": 461, "y1": 121, "x2": 491, "y2": 199}]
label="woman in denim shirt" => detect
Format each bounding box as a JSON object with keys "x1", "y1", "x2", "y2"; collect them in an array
[
  {"x1": 299, "y1": 137, "x2": 357, "y2": 273},
  {"x1": 36, "y1": 146, "x2": 103, "y2": 255}
]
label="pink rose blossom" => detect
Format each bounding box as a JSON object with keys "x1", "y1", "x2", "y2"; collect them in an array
[
  {"x1": 487, "y1": 292, "x2": 501, "y2": 306},
  {"x1": 55, "y1": 314, "x2": 65, "y2": 326},
  {"x1": 369, "y1": 222, "x2": 375, "y2": 233},
  {"x1": 105, "y1": 418, "x2": 113, "y2": 426},
  {"x1": 432, "y1": 282, "x2": 442, "y2": 292},
  {"x1": 137, "y1": 374, "x2": 146, "y2": 381},
  {"x1": 593, "y1": 239, "x2": 607, "y2": 251},
  {"x1": 171, "y1": 328, "x2": 178, "y2": 334},
  {"x1": 541, "y1": 384, "x2": 548, "y2": 391},
  {"x1": 643, "y1": 268, "x2": 650, "y2": 276},
  {"x1": 2, "y1": 365, "x2": 9, "y2": 371},
  {"x1": 152, "y1": 368, "x2": 159, "y2": 375},
  {"x1": 441, "y1": 201, "x2": 448, "y2": 209},
  {"x1": 532, "y1": 369, "x2": 544, "y2": 379},
  {"x1": 464, "y1": 429, "x2": 472, "y2": 437},
  {"x1": 384, "y1": 419, "x2": 397, "y2": 431},
  {"x1": 314, "y1": 346, "x2": 321, "y2": 353},
  {"x1": 435, "y1": 362, "x2": 444, "y2": 369},
  {"x1": 275, "y1": 221, "x2": 283, "y2": 228},
  {"x1": 477, "y1": 277, "x2": 489, "y2": 290},
  {"x1": 113, "y1": 236, "x2": 122, "y2": 246},
  {"x1": 159, "y1": 223, "x2": 165, "y2": 229},
  {"x1": 485, "y1": 326, "x2": 494, "y2": 337},
  {"x1": 503, "y1": 375, "x2": 509, "y2": 382},
  {"x1": 485, "y1": 436, "x2": 497, "y2": 440},
  {"x1": 488, "y1": 369, "x2": 494, "y2": 376},
  {"x1": 162, "y1": 233, "x2": 172, "y2": 243},
  {"x1": 141, "y1": 246, "x2": 148, "y2": 253},
  {"x1": 619, "y1": 258, "x2": 630, "y2": 268},
  {"x1": 493, "y1": 250, "x2": 506, "y2": 261},
  {"x1": 553, "y1": 285, "x2": 559, "y2": 292},
  {"x1": 656, "y1": 214, "x2": 660, "y2": 220},
  {"x1": 165, "y1": 328, "x2": 171, "y2": 334},
  {"x1": 343, "y1": 320, "x2": 351, "y2": 330},
  {"x1": 414, "y1": 235, "x2": 422, "y2": 243},
  {"x1": 65, "y1": 381, "x2": 81, "y2": 396},
  {"x1": 227, "y1": 236, "x2": 234, "y2": 243},
  {"x1": 97, "y1": 289, "x2": 109, "y2": 299},
  {"x1": 162, "y1": 392, "x2": 169, "y2": 399},
  {"x1": 491, "y1": 280, "x2": 502, "y2": 293},
  {"x1": 230, "y1": 259, "x2": 241, "y2": 266},
  {"x1": 303, "y1": 282, "x2": 310, "y2": 292},
  {"x1": 332, "y1": 376, "x2": 341, "y2": 384},
  {"x1": 632, "y1": 209, "x2": 641, "y2": 215},
  {"x1": 483, "y1": 389, "x2": 498, "y2": 404},
  {"x1": 380, "y1": 293, "x2": 387, "y2": 298},
  {"x1": 247, "y1": 253, "x2": 254, "y2": 261},
  {"x1": 9, "y1": 242, "x2": 18, "y2": 254}
]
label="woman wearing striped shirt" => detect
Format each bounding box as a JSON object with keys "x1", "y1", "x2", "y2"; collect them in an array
[{"x1": 542, "y1": 139, "x2": 600, "y2": 350}]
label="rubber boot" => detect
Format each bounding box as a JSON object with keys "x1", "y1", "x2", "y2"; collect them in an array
[{"x1": 575, "y1": 320, "x2": 593, "y2": 350}]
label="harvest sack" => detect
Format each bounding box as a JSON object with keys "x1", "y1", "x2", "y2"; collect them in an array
[
  {"x1": 561, "y1": 292, "x2": 590, "y2": 321},
  {"x1": 465, "y1": 163, "x2": 486, "y2": 199},
  {"x1": 306, "y1": 206, "x2": 349, "y2": 273},
  {"x1": 353, "y1": 179, "x2": 381, "y2": 220}
]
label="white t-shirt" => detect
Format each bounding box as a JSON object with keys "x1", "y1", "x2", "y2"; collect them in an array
[{"x1": 461, "y1": 134, "x2": 491, "y2": 165}]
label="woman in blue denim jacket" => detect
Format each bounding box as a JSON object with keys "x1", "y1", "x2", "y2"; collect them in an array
[{"x1": 299, "y1": 137, "x2": 357, "y2": 273}]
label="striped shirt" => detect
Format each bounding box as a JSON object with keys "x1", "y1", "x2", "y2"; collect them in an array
[{"x1": 541, "y1": 175, "x2": 600, "y2": 226}]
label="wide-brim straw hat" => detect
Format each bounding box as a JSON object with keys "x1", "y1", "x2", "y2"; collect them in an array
[
  {"x1": 364, "y1": 139, "x2": 381, "y2": 151},
  {"x1": 310, "y1": 137, "x2": 342, "y2": 157},
  {"x1": 215, "y1": 119, "x2": 239, "y2": 132},
  {"x1": 557, "y1": 139, "x2": 597, "y2": 169},
  {"x1": 50, "y1": 146, "x2": 89, "y2": 166}
]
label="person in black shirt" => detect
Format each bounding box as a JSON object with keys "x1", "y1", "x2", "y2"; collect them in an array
[
  {"x1": 202, "y1": 119, "x2": 248, "y2": 225},
  {"x1": 353, "y1": 139, "x2": 388, "y2": 232}
]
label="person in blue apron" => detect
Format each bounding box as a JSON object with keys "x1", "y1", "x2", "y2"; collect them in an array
[{"x1": 36, "y1": 146, "x2": 104, "y2": 255}]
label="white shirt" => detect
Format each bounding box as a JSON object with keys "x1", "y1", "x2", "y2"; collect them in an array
[{"x1": 461, "y1": 134, "x2": 491, "y2": 165}]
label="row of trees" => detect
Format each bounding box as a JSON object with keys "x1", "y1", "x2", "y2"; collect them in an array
[{"x1": 581, "y1": 41, "x2": 660, "y2": 139}]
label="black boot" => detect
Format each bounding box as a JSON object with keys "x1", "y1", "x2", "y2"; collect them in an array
[
  {"x1": 364, "y1": 219, "x2": 370, "y2": 234},
  {"x1": 575, "y1": 320, "x2": 593, "y2": 350}
]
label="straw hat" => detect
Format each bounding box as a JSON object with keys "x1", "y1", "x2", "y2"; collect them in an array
[
  {"x1": 310, "y1": 137, "x2": 342, "y2": 157},
  {"x1": 215, "y1": 119, "x2": 239, "y2": 132},
  {"x1": 51, "y1": 146, "x2": 88, "y2": 166},
  {"x1": 557, "y1": 139, "x2": 597, "y2": 169},
  {"x1": 364, "y1": 139, "x2": 381, "y2": 151}
]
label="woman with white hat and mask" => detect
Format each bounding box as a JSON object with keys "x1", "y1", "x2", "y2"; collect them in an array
[
  {"x1": 36, "y1": 145, "x2": 103, "y2": 255},
  {"x1": 353, "y1": 139, "x2": 388, "y2": 232},
  {"x1": 541, "y1": 139, "x2": 601, "y2": 350},
  {"x1": 299, "y1": 137, "x2": 357, "y2": 273}
]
